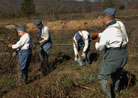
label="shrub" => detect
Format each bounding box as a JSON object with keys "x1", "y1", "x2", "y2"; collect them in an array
[{"x1": 119, "y1": 5, "x2": 125, "y2": 10}]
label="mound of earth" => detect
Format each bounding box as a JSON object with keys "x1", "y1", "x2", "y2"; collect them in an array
[
  {"x1": 5, "y1": 24, "x2": 16, "y2": 30},
  {"x1": 26, "y1": 18, "x2": 103, "y2": 33},
  {"x1": 26, "y1": 23, "x2": 39, "y2": 33}
]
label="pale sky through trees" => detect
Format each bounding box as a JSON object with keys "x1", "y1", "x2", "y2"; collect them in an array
[{"x1": 76, "y1": 0, "x2": 95, "y2": 2}]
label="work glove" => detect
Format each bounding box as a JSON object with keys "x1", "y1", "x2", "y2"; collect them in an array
[
  {"x1": 81, "y1": 52, "x2": 86, "y2": 59},
  {"x1": 8, "y1": 44, "x2": 12, "y2": 48},
  {"x1": 93, "y1": 39, "x2": 99, "y2": 44},
  {"x1": 90, "y1": 32, "x2": 99, "y2": 40}
]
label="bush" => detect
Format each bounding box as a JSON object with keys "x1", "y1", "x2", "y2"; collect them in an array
[
  {"x1": 119, "y1": 5, "x2": 125, "y2": 10},
  {"x1": 20, "y1": 0, "x2": 36, "y2": 19}
]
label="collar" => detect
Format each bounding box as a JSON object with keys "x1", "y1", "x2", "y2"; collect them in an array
[{"x1": 106, "y1": 21, "x2": 116, "y2": 27}]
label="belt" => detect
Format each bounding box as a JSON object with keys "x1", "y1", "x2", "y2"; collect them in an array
[
  {"x1": 19, "y1": 48, "x2": 32, "y2": 51},
  {"x1": 106, "y1": 44, "x2": 127, "y2": 50}
]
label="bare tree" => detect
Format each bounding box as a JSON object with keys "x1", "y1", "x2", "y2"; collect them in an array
[
  {"x1": 20, "y1": 0, "x2": 36, "y2": 19},
  {"x1": 0, "y1": 0, "x2": 19, "y2": 18}
]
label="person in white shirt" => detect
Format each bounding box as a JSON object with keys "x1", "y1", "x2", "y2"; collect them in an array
[
  {"x1": 8, "y1": 26, "x2": 32, "y2": 84},
  {"x1": 34, "y1": 19, "x2": 52, "y2": 75},
  {"x1": 91, "y1": 8, "x2": 128, "y2": 98},
  {"x1": 73, "y1": 30, "x2": 91, "y2": 65}
]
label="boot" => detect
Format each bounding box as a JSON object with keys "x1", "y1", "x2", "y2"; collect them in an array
[{"x1": 100, "y1": 80, "x2": 112, "y2": 98}]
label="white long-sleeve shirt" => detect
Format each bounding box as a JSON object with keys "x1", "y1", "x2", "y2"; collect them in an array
[
  {"x1": 95, "y1": 21, "x2": 128, "y2": 51},
  {"x1": 12, "y1": 33, "x2": 32, "y2": 50},
  {"x1": 73, "y1": 30, "x2": 90, "y2": 56}
]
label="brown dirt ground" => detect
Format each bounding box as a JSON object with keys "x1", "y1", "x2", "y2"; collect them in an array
[{"x1": 0, "y1": 9, "x2": 138, "y2": 98}]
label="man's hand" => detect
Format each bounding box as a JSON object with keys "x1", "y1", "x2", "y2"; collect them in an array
[
  {"x1": 8, "y1": 44, "x2": 12, "y2": 48},
  {"x1": 74, "y1": 57, "x2": 78, "y2": 61},
  {"x1": 74, "y1": 55, "x2": 78, "y2": 61},
  {"x1": 12, "y1": 51, "x2": 17, "y2": 57},
  {"x1": 81, "y1": 52, "x2": 86, "y2": 59},
  {"x1": 34, "y1": 41, "x2": 40, "y2": 45},
  {"x1": 90, "y1": 32, "x2": 99, "y2": 40},
  {"x1": 93, "y1": 39, "x2": 99, "y2": 43},
  {"x1": 39, "y1": 40, "x2": 47, "y2": 44}
]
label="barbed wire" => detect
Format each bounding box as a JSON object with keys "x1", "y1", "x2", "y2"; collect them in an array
[{"x1": 0, "y1": 43, "x2": 73, "y2": 56}]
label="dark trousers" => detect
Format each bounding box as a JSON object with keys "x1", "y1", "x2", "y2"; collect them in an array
[
  {"x1": 78, "y1": 44, "x2": 91, "y2": 62},
  {"x1": 40, "y1": 42, "x2": 52, "y2": 75}
]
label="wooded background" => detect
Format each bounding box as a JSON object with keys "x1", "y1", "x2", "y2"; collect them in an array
[{"x1": 0, "y1": 0, "x2": 138, "y2": 19}]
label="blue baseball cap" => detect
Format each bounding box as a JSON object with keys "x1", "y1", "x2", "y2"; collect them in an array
[
  {"x1": 75, "y1": 32, "x2": 82, "y2": 41},
  {"x1": 34, "y1": 19, "x2": 42, "y2": 26},
  {"x1": 16, "y1": 26, "x2": 26, "y2": 31},
  {"x1": 103, "y1": 8, "x2": 116, "y2": 16}
]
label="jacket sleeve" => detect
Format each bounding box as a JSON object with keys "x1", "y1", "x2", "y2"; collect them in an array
[
  {"x1": 73, "y1": 36, "x2": 78, "y2": 56},
  {"x1": 83, "y1": 33, "x2": 89, "y2": 53},
  {"x1": 12, "y1": 36, "x2": 26, "y2": 49},
  {"x1": 83, "y1": 39, "x2": 89, "y2": 53},
  {"x1": 95, "y1": 31, "x2": 107, "y2": 51},
  {"x1": 98, "y1": 33, "x2": 102, "y2": 38}
]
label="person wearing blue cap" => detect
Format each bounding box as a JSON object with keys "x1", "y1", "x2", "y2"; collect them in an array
[
  {"x1": 34, "y1": 19, "x2": 52, "y2": 75},
  {"x1": 8, "y1": 26, "x2": 32, "y2": 85},
  {"x1": 91, "y1": 8, "x2": 128, "y2": 98},
  {"x1": 73, "y1": 30, "x2": 91, "y2": 65}
]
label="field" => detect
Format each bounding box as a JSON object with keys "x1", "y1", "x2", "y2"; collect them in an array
[{"x1": 0, "y1": 9, "x2": 138, "y2": 98}]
